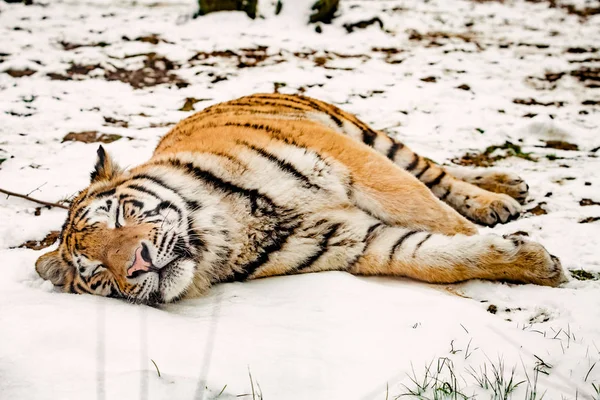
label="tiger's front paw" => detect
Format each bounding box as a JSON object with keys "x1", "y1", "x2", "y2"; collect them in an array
[
  {"x1": 463, "y1": 193, "x2": 521, "y2": 227},
  {"x1": 466, "y1": 171, "x2": 529, "y2": 204}
]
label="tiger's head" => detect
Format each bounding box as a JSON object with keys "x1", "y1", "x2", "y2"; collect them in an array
[{"x1": 35, "y1": 146, "x2": 200, "y2": 304}]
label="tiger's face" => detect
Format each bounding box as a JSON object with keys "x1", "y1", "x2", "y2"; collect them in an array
[{"x1": 35, "y1": 146, "x2": 198, "y2": 304}]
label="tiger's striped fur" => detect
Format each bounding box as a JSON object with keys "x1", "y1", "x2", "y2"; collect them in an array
[{"x1": 35, "y1": 93, "x2": 567, "y2": 304}]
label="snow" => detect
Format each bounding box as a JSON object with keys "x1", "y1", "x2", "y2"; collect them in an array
[{"x1": 1, "y1": 0, "x2": 600, "y2": 398}]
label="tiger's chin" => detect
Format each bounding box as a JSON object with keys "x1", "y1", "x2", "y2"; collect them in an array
[{"x1": 146, "y1": 258, "x2": 196, "y2": 304}]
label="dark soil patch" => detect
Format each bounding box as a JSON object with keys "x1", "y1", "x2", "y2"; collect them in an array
[
  {"x1": 566, "y1": 47, "x2": 598, "y2": 53},
  {"x1": 17, "y1": 231, "x2": 60, "y2": 251},
  {"x1": 62, "y1": 131, "x2": 122, "y2": 144},
  {"x1": 5, "y1": 68, "x2": 36, "y2": 78},
  {"x1": 452, "y1": 141, "x2": 536, "y2": 167},
  {"x1": 371, "y1": 47, "x2": 403, "y2": 64},
  {"x1": 190, "y1": 46, "x2": 282, "y2": 69},
  {"x1": 542, "y1": 140, "x2": 578, "y2": 151},
  {"x1": 420, "y1": 76, "x2": 437, "y2": 83},
  {"x1": 582, "y1": 100, "x2": 599, "y2": 105},
  {"x1": 408, "y1": 29, "x2": 480, "y2": 49},
  {"x1": 528, "y1": 67, "x2": 600, "y2": 89},
  {"x1": 487, "y1": 304, "x2": 498, "y2": 314},
  {"x1": 60, "y1": 40, "x2": 110, "y2": 51},
  {"x1": 579, "y1": 216, "x2": 600, "y2": 224},
  {"x1": 580, "y1": 198, "x2": 600, "y2": 206},
  {"x1": 47, "y1": 63, "x2": 101, "y2": 81},
  {"x1": 132, "y1": 34, "x2": 171, "y2": 45},
  {"x1": 105, "y1": 54, "x2": 188, "y2": 89},
  {"x1": 343, "y1": 17, "x2": 384, "y2": 33},
  {"x1": 456, "y1": 84, "x2": 471, "y2": 91},
  {"x1": 571, "y1": 66, "x2": 600, "y2": 88},
  {"x1": 103, "y1": 116, "x2": 129, "y2": 128},
  {"x1": 528, "y1": 202, "x2": 548, "y2": 216},
  {"x1": 513, "y1": 98, "x2": 566, "y2": 107}
]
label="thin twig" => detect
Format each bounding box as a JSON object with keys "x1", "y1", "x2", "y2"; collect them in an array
[{"x1": 0, "y1": 187, "x2": 69, "y2": 209}]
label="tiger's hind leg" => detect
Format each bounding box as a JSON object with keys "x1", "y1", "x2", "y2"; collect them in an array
[
  {"x1": 302, "y1": 98, "x2": 524, "y2": 227},
  {"x1": 279, "y1": 208, "x2": 567, "y2": 287},
  {"x1": 350, "y1": 222, "x2": 567, "y2": 287}
]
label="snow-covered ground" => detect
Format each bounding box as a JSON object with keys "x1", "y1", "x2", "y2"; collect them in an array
[{"x1": 1, "y1": 0, "x2": 599, "y2": 398}]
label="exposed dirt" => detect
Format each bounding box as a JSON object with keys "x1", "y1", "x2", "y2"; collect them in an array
[
  {"x1": 16, "y1": 230, "x2": 60, "y2": 250},
  {"x1": 513, "y1": 98, "x2": 566, "y2": 107},
  {"x1": 579, "y1": 216, "x2": 600, "y2": 224},
  {"x1": 528, "y1": 202, "x2": 549, "y2": 216},
  {"x1": 59, "y1": 40, "x2": 109, "y2": 51},
  {"x1": 407, "y1": 29, "x2": 479, "y2": 49},
  {"x1": 580, "y1": 198, "x2": 600, "y2": 206},
  {"x1": 542, "y1": 140, "x2": 579, "y2": 151},
  {"x1": 103, "y1": 116, "x2": 129, "y2": 128},
  {"x1": 105, "y1": 54, "x2": 188, "y2": 89},
  {"x1": 5, "y1": 68, "x2": 36, "y2": 78},
  {"x1": 62, "y1": 131, "x2": 123, "y2": 144},
  {"x1": 343, "y1": 17, "x2": 384, "y2": 33},
  {"x1": 47, "y1": 63, "x2": 101, "y2": 80}
]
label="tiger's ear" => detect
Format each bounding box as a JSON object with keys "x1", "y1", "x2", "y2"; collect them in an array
[
  {"x1": 36, "y1": 250, "x2": 72, "y2": 286},
  {"x1": 91, "y1": 145, "x2": 122, "y2": 183}
]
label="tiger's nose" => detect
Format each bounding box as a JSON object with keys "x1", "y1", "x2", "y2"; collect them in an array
[{"x1": 126, "y1": 243, "x2": 157, "y2": 278}]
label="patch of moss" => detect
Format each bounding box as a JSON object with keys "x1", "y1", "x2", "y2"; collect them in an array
[
  {"x1": 453, "y1": 141, "x2": 537, "y2": 167},
  {"x1": 569, "y1": 269, "x2": 600, "y2": 281}
]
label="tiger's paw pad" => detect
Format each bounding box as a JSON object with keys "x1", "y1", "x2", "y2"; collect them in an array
[
  {"x1": 464, "y1": 193, "x2": 521, "y2": 227},
  {"x1": 467, "y1": 171, "x2": 529, "y2": 204}
]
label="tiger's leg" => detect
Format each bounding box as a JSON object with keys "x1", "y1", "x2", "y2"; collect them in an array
[
  {"x1": 300, "y1": 99, "x2": 525, "y2": 227},
  {"x1": 386, "y1": 143, "x2": 523, "y2": 226},
  {"x1": 259, "y1": 209, "x2": 567, "y2": 287},
  {"x1": 350, "y1": 223, "x2": 567, "y2": 287}
]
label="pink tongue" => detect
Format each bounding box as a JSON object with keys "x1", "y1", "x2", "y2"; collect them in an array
[{"x1": 127, "y1": 246, "x2": 152, "y2": 277}]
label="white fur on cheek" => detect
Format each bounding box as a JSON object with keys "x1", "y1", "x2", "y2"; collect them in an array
[{"x1": 160, "y1": 259, "x2": 196, "y2": 303}]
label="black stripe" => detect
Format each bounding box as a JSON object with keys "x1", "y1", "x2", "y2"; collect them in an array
[
  {"x1": 128, "y1": 176, "x2": 199, "y2": 212},
  {"x1": 75, "y1": 282, "x2": 91, "y2": 294},
  {"x1": 238, "y1": 141, "x2": 319, "y2": 189},
  {"x1": 161, "y1": 159, "x2": 281, "y2": 215},
  {"x1": 124, "y1": 184, "x2": 161, "y2": 199},
  {"x1": 74, "y1": 208, "x2": 90, "y2": 226},
  {"x1": 362, "y1": 131, "x2": 377, "y2": 147},
  {"x1": 386, "y1": 142, "x2": 402, "y2": 160},
  {"x1": 232, "y1": 98, "x2": 308, "y2": 112},
  {"x1": 415, "y1": 163, "x2": 430, "y2": 179},
  {"x1": 92, "y1": 188, "x2": 116, "y2": 199},
  {"x1": 426, "y1": 171, "x2": 447, "y2": 188},
  {"x1": 389, "y1": 230, "x2": 419, "y2": 261},
  {"x1": 296, "y1": 223, "x2": 342, "y2": 271},
  {"x1": 365, "y1": 222, "x2": 384, "y2": 247},
  {"x1": 286, "y1": 95, "x2": 345, "y2": 127},
  {"x1": 157, "y1": 232, "x2": 170, "y2": 254},
  {"x1": 90, "y1": 278, "x2": 103, "y2": 291},
  {"x1": 413, "y1": 233, "x2": 432, "y2": 257},
  {"x1": 440, "y1": 185, "x2": 452, "y2": 201},
  {"x1": 405, "y1": 154, "x2": 419, "y2": 171},
  {"x1": 231, "y1": 220, "x2": 301, "y2": 281},
  {"x1": 165, "y1": 232, "x2": 178, "y2": 254}
]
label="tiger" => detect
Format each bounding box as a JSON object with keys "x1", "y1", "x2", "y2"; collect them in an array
[{"x1": 35, "y1": 93, "x2": 568, "y2": 304}]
